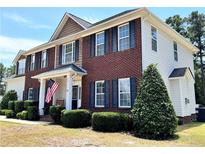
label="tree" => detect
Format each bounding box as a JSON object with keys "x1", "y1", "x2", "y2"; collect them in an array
[
  {"x1": 132, "y1": 64, "x2": 177, "y2": 139},
  {"x1": 166, "y1": 15, "x2": 187, "y2": 36},
  {"x1": 5, "y1": 65, "x2": 15, "y2": 78},
  {"x1": 0, "y1": 63, "x2": 6, "y2": 95}
]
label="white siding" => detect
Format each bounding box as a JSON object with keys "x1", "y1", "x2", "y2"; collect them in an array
[
  {"x1": 6, "y1": 76, "x2": 25, "y2": 100},
  {"x1": 141, "y1": 19, "x2": 196, "y2": 117}
]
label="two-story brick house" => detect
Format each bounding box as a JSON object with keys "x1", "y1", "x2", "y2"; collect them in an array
[{"x1": 5, "y1": 8, "x2": 199, "y2": 123}]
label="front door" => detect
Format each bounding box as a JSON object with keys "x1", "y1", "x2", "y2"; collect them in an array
[{"x1": 72, "y1": 86, "x2": 78, "y2": 110}]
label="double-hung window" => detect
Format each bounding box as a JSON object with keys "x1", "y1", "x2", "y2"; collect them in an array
[
  {"x1": 95, "y1": 31, "x2": 105, "y2": 56},
  {"x1": 151, "y1": 26, "x2": 157, "y2": 51},
  {"x1": 118, "y1": 78, "x2": 131, "y2": 108},
  {"x1": 95, "y1": 80, "x2": 105, "y2": 107},
  {"x1": 30, "y1": 54, "x2": 35, "y2": 71},
  {"x1": 62, "y1": 41, "x2": 75, "y2": 64},
  {"x1": 28, "y1": 88, "x2": 34, "y2": 100},
  {"x1": 118, "y1": 23, "x2": 130, "y2": 51},
  {"x1": 18, "y1": 59, "x2": 25, "y2": 75},
  {"x1": 173, "y1": 41, "x2": 178, "y2": 61},
  {"x1": 41, "y1": 50, "x2": 47, "y2": 68}
]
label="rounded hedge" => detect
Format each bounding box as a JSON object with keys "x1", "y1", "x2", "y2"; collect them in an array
[
  {"x1": 24, "y1": 100, "x2": 38, "y2": 109},
  {"x1": 16, "y1": 110, "x2": 28, "y2": 120},
  {"x1": 8, "y1": 101, "x2": 15, "y2": 110},
  {"x1": 49, "y1": 105, "x2": 65, "y2": 123},
  {"x1": 14, "y1": 101, "x2": 24, "y2": 113},
  {"x1": 0, "y1": 109, "x2": 11, "y2": 115},
  {"x1": 5, "y1": 110, "x2": 15, "y2": 118},
  {"x1": 0, "y1": 90, "x2": 17, "y2": 109},
  {"x1": 27, "y1": 106, "x2": 39, "y2": 121},
  {"x1": 61, "y1": 109, "x2": 91, "y2": 128}
]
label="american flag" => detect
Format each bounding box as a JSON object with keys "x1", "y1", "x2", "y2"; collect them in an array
[{"x1": 45, "y1": 79, "x2": 59, "y2": 103}]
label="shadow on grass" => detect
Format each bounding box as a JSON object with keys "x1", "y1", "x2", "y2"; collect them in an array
[{"x1": 177, "y1": 122, "x2": 204, "y2": 132}]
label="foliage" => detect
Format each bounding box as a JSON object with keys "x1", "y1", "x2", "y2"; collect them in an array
[
  {"x1": 0, "y1": 90, "x2": 17, "y2": 109},
  {"x1": 27, "y1": 106, "x2": 39, "y2": 121},
  {"x1": 0, "y1": 63, "x2": 6, "y2": 95},
  {"x1": 16, "y1": 111, "x2": 28, "y2": 120},
  {"x1": 5, "y1": 110, "x2": 15, "y2": 118},
  {"x1": 8, "y1": 101, "x2": 15, "y2": 110},
  {"x1": 49, "y1": 105, "x2": 65, "y2": 123},
  {"x1": 24, "y1": 100, "x2": 38, "y2": 109},
  {"x1": 14, "y1": 100, "x2": 24, "y2": 113},
  {"x1": 61, "y1": 109, "x2": 91, "y2": 128},
  {"x1": 92, "y1": 112, "x2": 133, "y2": 132},
  {"x1": 0, "y1": 109, "x2": 11, "y2": 115},
  {"x1": 132, "y1": 64, "x2": 177, "y2": 139}
]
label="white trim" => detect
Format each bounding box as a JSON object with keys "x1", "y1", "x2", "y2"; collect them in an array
[
  {"x1": 30, "y1": 54, "x2": 35, "y2": 71},
  {"x1": 62, "y1": 41, "x2": 75, "y2": 65},
  {"x1": 95, "y1": 31, "x2": 105, "y2": 56},
  {"x1": 41, "y1": 50, "x2": 47, "y2": 68},
  {"x1": 95, "y1": 80, "x2": 105, "y2": 108},
  {"x1": 118, "y1": 22, "x2": 130, "y2": 51},
  {"x1": 118, "y1": 78, "x2": 131, "y2": 108}
]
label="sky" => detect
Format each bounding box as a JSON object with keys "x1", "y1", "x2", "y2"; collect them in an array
[{"x1": 0, "y1": 7, "x2": 204, "y2": 66}]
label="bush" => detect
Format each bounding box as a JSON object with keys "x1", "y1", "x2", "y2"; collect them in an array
[
  {"x1": 5, "y1": 110, "x2": 15, "y2": 118},
  {"x1": 0, "y1": 109, "x2": 11, "y2": 115},
  {"x1": 61, "y1": 109, "x2": 91, "y2": 128},
  {"x1": 24, "y1": 100, "x2": 38, "y2": 109},
  {"x1": 92, "y1": 112, "x2": 132, "y2": 132},
  {"x1": 16, "y1": 111, "x2": 28, "y2": 120},
  {"x1": 132, "y1": 64, "x2": 177, "y2": 140},
  {"x1": 14, "y1": 100, "x2": 24, "y2": 113},
  {"x1": 0, "y1": 90, "x2": 17, "y2": 109},
  {"x1": 8, "y1": 101, "x2": 15, "y2": 110},
  {"x1": 27, "y1": 106, "x2": 39, "y2": 121},
  {"x1": 49, "y1": 105, "x2": 65, "y2": 123}
]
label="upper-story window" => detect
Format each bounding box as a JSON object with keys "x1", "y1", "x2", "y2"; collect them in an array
[
  {"x1": 18, "y1": 59, "x2": 25, "y2": 75},
  {"x1": 118, "y1": 78, "x2": 131, "y2": 108},
  {"x1": 173, "y1": 41, "x2": 178, "y2": 61},
  {"x1": 41, "y1": 50, "x2": 47, "y2": 68},
  {"x1": 62, "y1": 41, "x2": 75, "y2": 64},
  {"x1": 95, "y1": 31, "x2": 105, "y2": 56},
  {"x1": 118, "y1": 23, "x2": 130, "y2": 51},
  {"x1": 151, "y1": 26, "x2": 157, "y2": 52},
  {"x1": 95, "y1": 80, "x2": 105, "y2": 107},
  {"x1": 30, "y1": 54, "x2": 35, "y2": 71}
]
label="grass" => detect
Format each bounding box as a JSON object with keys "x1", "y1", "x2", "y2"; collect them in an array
[{"x1": 0, "y1": 121, "x2": 204, "y2": 147}]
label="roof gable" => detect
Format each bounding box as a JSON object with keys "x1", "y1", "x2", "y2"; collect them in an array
[{"x1": 50, "y1": 13, "x2": 92, "y2": 41}]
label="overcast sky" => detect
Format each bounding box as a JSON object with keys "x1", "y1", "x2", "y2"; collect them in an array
[{"x1": 0, "y1": 7, "x2": 204, "y2": 66}]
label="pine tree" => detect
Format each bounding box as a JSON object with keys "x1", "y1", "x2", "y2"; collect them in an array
[{"x1": 132, "y1": 64, "x2": 177, "y2": 139}]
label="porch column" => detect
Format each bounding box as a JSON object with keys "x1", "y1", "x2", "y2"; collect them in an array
[
  {"x1": 66, "y1": 74, "x2": 73, "y2": 110},
  {"x1": 39, "y1": 79, "x2": 46, "y2": 115}
]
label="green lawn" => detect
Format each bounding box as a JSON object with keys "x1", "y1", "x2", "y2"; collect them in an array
[{"x1": 0, "y1": 121, "x2": 204, "y2": 147}]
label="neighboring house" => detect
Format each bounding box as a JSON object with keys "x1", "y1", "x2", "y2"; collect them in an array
[{"x1": 5, "y1": 8, "x2": 198, "y2": 123}]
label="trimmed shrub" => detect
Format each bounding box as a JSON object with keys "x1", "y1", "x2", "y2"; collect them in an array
[
  {"x1": 5, "y1": 110, "x2": 15, "y2": 118},
  {"x1": 0, "y1": 109, "x2": 11, "y2": 115},
  {"x1": 49, "y1": 105, "x2": 65, "y2": 123},
  {"x1": 24, "y1": 100, "x2": 38, "y2": 109},
  {"x1": 0, "y1": 90, "x2": 17, "y2": 109},
  {"x1": 92, "y1": 112, "x2": 132, "y2": 132},
  {"x1": 8, "y1": 101, "x2": 15, "y2": 110},
  {"x1": 132, "y1": 64, "x2": 177, "y2": 140},
  {"x1": 27, "y1": 106, "x2": 39, "y2": 121},
  {"x1": 61, "y1": 109, "x2": 91, "y2": 128},
  {"x1": 16, "y1": 110, "x2": 28, "y2": 120},
  {"x1": 14, "y1": 100, "x2": 24, "y2": 113}
]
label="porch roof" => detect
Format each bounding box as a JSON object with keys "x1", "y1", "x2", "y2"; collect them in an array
[
  {"x1": 32, "y1": 64, "x2": 87, "y2": 80},
  {"x1": 169, "y1": 67, "x2": 194, "y2": 80}
]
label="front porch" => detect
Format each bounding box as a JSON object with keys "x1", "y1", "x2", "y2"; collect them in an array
[{"x1": 32, "y1": 64, "x2": 87, "y2": 115}]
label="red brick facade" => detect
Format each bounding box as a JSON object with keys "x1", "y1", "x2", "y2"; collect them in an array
[{"x1": 81, "y1": 18, "x2": 142, "y2": 112}]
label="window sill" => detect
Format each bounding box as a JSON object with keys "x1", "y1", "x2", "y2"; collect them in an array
[
  {"x1": 118, "y1": 106, "x2": 131, "y2": 109},
  {"x1": 95, "y1": 106, "x2": 105, "y2": 108}
]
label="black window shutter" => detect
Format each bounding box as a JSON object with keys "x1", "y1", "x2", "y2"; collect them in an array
[
  {"x1": 104, "y1": 80, "x2": 110, "y2": 108},
  {"x1": 112, "y1": 79, "x2": 118, "y2": 108},
  {"x1": 104, "y1": 29, "x2": 109, "y2": 54},
  {"x1": 16, "y1": 62, "x2": 19, "y2": 75},
  {"x1": 26, "y1": 55, "x2": 31, "y2": 72},
  {"x1": 75, "y1": 40, "x2": 79, "y2": 61},
  {"x1": 46, "y1": 51, "x2": 48, "y2": 67},
  {"x1": 111, "y1": 27, "x2": 118, "y2": 52},
  {"x1": 33, "y1": 88, "x2": 39, "y2": 101},
  {"x1": 130, "y1": 77, "x2": 137, "y2": 107},
  {"x1": 39, "y1": 52, "x2": 42, "y2": 69},
  {"x1": 129, "y1": 20, "x2": 136, "y2": 49},
  {"x1": 59, "y1": 45, "x2": 62, "y2": 65},
  {"x1": 89, "y1": 81, "x2": 95, "y2": 108},
  {"x1": 90, "y1": 34, "x2": 95, "y2": 57},
  {"x1": 23, "y1": 89, "x2": 28, "y2": 100}
]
